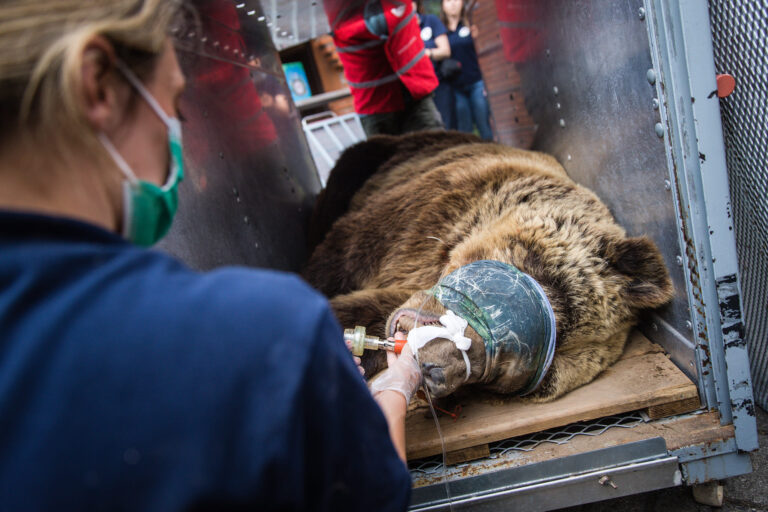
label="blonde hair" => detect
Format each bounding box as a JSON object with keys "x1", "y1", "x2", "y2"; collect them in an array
[{"x1": 0, "y1": 0, "x2": 183, "y2": 148}]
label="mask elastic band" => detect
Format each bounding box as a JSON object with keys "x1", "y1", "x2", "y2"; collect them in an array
[
  {"x1": 98, "y1": 132, "x2": 139, "y2": 184},
  {"x1": 407, "y1": 311, "x2": 473, "y2": 382},
  {"x1": 114, "y1": 60, "x2": 174, "y2": 126}
]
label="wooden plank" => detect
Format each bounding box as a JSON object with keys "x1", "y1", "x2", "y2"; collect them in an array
[
  {"x1": 444, "y1": 444, "x2": 490, "y2": 466},
  {"x1": 406, "y1": 332, "x2": 698, "y2": 459},
  {"x1": 645, "y1": 396, "x2": 702, "y2": 419}
]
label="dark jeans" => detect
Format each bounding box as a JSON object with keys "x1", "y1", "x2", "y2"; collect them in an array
[
  {"x1": 360, "y1": 93, "x2": 444, "y2": 137},
  {"x1": 454, "y1": 79, "x2": 493, "y2": 141},
  {"x1": 433, "y1": 81, "x2": 456, "y2": 130}
]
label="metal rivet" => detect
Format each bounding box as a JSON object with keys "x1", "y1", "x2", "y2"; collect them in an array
[
  {"x1": 664, "y1": 179, "x2": 671, "y2": 190},
  {"x1": 559, "y1": 118, "x2": 566, "y2": 128},
  {"x1": 244, "y1": 216, "x2": 249, "y2": 224},
  {"x1": 652, "y1": 98, "x2": 660, "y2": 110},
  {"x1": 553, "y1": 86, "x2": 559, "y2": 95},
  {"x1": 566, "y1": 154, "x2": 572, "y2": 161},
  {"x1": 655, "y1": 123, "x2": 665, "y2": 138},
  {"x1": 676, "y1": 255, "x2": 683, "y2": 266},
  {"x1": 646, "y1": 69, "x2": 656, "y2": 85},
  {"x1": 545, "y1": 48, "x2": 551, "y2": 57},
  {"x1": 686, "y1": 321, "x2": 693, "y2": 330},
  {"x1": 556, "y1": 102, "x2": 561, "y2": 110},
  {"x1": 638, "y1": 7, "x2": 646, "y2": 20}
]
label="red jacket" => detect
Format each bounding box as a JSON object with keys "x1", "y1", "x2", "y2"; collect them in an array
[{"x1": 327, "y1": 0, "x2": 438, "y2": 115}]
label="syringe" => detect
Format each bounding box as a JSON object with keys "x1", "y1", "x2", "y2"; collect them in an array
[{"x1": 343, "y1": 325, "x2": 406, "y2": 357}]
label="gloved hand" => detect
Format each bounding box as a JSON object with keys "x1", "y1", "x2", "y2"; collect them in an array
[{"x1": 370, "y1": 340, "x2": 422, "y2": 404}]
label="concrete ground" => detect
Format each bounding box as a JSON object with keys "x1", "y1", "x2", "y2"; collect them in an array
[{"x1": 559, "y1": 406, "x2": 768, "y2": 512}]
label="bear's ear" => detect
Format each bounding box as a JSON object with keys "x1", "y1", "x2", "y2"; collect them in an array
[{"x1": 608, "y1": 236, "x2": 674, "y2": 309}]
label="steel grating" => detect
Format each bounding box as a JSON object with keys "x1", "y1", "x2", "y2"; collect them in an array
[
  {"x1": 409, "y1": 411, "x2": 644, "y2": 478},
  {"x1": 708, "y1": 0, "x2": 768, "y2": 411}
]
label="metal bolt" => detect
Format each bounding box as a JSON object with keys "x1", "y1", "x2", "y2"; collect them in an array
[
  {"x1": 553, "y1": 86, "x2": 559, "y2": 96},
  {"x1": 676, "y1": 255, "x2": 683, "y2": 266},
  {"x1": 664, "y1": 179, "x2": 671, "y2": 190},
  {"x1": 655, "y1": 123, "x2": 665, "y2": 138},
  {"x1": 652, "y1": 98, "x2": 660, "y2": 110},
  {"x1": 599, "y1": 475, "x2": 618, "y2": 489},
  {"x1": 638, "y1": 7, "x2": 646, "y2": 20},
  {"x1": 559, "y1": 119, "x2": 566, "y2": 128},
  {"x1": 686, "y1": 321, "x2": 693, "y2": 331},
  {"x1": 646, "y1": 69, "x2": 656, "y2": 85}
]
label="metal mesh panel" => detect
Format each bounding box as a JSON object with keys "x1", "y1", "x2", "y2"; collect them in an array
[
  {"x1": 409, "y1": 412, "x2": 644, "y2": 479},
  {"x1": 709, "y1": 1, "x2": 768, "y2": 410}
]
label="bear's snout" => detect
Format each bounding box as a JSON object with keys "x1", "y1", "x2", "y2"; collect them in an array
[{"x1": 422, "y1": 362, "x2": 446, "y2": 385}]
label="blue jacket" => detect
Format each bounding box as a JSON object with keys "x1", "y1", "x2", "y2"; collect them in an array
[{"x1": 0, "y1": 211, "x2": 411, "y2": 511}]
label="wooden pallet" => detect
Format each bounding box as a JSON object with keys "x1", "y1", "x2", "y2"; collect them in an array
[{"x1": 405, "y1": 331, "x2": 700, "y2": 461}]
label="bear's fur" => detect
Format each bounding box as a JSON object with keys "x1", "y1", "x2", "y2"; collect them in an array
[{"x1": 303, "y1": 131, "x2": 673, "y2": 401}]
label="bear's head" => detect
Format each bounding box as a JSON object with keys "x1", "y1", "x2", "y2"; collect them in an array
[{"x1": 384, "y1": 235, "x2": 674, "y2": 399}]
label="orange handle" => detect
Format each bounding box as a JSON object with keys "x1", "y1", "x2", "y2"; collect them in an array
[{"x1": 393, "y1": 339, "x2": 407, "y2": 354}]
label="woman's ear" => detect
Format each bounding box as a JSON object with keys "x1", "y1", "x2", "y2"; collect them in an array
[{"x1": 79, "y1": 36, "x2": 126, "y2": 133}]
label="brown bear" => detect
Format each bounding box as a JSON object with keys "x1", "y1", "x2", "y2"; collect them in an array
[{"x1": 303, "y1": 131, "x2": 673, "y2": 402}]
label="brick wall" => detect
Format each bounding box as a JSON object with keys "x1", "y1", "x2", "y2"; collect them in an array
[{"x1": 471, "y1": 0, "x2": 535, "y2": 148}]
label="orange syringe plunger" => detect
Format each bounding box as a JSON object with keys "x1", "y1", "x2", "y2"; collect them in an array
[{"x1": 343, "y1": 325, "x2": 406, "y2": 357}]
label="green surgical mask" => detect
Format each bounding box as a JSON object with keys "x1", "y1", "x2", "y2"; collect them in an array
[{"x1": 99, "y1": 61, "x2": 184, "y2": 247}]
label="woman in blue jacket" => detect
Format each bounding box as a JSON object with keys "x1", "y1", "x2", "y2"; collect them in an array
[
  {"x1": 0, "y1": 1, "x2": 421, "y2": 510},
  {"x1": 442, "y1": 0, "x2": 494, "y2": 140}
]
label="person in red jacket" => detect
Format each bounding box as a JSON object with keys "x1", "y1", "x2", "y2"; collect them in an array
[{"x1": 326, "y1": 0, "x2": 444, "y2": 136}]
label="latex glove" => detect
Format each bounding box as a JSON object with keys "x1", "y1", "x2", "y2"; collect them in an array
[{"x1": 370, "y1": 340, "x2": 422, "y2": 404}]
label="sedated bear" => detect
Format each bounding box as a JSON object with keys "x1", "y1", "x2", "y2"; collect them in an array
[{"x1": 303, "y1": 131, "x2": 673, "y2": 402}]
